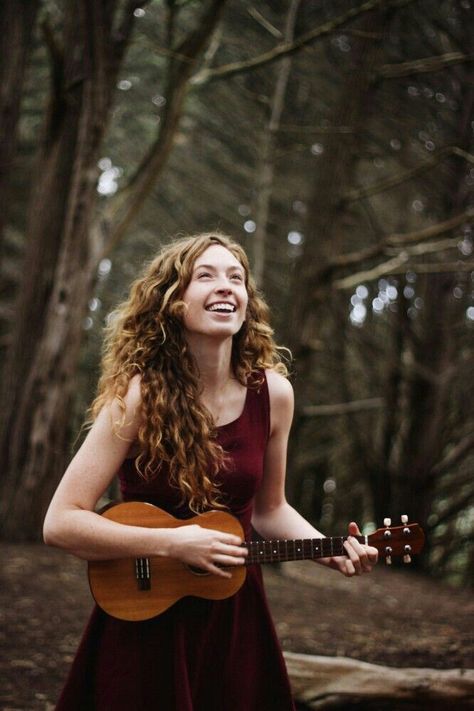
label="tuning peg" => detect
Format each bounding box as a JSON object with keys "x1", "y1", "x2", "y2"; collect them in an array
[
  {"x1": 385, "y1": 546, "x2": 392, "y2": 565},
  {"x1": 401, "y1": 514, "x2": 408, "y2": 524},
  {"x1": 403, "y1": 544, "x2": 412, "y2": 564},
  {"x1": 384, "y1": 517, "x2": 391, "y2": 527}
]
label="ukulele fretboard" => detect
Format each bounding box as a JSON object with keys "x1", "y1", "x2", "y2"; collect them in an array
[{"x1": 244, "y1": 535, "x2": 366, "y2": 565}]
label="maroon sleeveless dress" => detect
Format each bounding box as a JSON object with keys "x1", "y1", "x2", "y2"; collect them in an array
[{"x1": 56, "y1": 372, "x2": 295, "y2": 710}]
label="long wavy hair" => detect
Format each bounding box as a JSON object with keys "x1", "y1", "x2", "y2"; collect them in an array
[{"x1": 89, "y1": 232, "x2": 289, "y2": 512}]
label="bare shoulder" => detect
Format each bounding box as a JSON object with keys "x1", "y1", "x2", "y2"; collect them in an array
[
  {"x1": 265, "y1": 369, "x2": 294, "y2": 435},
  {"x1": 265, "y1": 369, "x2": 294, "y2": 405},
  {"x1": 105, "y1": 373, "x2": 143, "y2": 440},
  {"x1": 123, "y1": 373, "x2": 142, "y2": 409}
]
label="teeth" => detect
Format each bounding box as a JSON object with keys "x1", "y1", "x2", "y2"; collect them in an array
[{"x1": 206, "y1": 303, "x2": 235, "y2": 312}]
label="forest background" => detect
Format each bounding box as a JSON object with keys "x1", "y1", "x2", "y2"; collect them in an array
[{"x1": 0, "y1": 0, "x2": 473, "y2": 595}]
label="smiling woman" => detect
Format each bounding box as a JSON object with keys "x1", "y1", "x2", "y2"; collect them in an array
[
  {"x1": 182, "y1": 244, "x2": 248, "y2": 342},
  {"x1": 43, "y1": 231, "x2": 378, "y2": 711}
]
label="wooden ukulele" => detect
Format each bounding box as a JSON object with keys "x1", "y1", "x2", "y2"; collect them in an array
[{"x1": 88, "y1": 501, "x2": 425, "y2": 621}]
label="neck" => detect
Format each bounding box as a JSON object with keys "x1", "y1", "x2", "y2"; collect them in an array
[{"x1": 185, "y1": 334, "x2": 234, "y2": 393}]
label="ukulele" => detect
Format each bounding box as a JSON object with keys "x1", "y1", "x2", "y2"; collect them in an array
[{"x1": 88, "y1": 501, "x2": 425, "y2": 621}]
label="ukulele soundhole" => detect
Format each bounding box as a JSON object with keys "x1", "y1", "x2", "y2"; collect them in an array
[{"x1": 187, "y1": 565, "x2": 211, "y2": 577}]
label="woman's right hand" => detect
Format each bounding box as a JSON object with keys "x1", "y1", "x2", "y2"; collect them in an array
[{"x1": 168, "y1": 524, "x2": 248, "y2": 578}]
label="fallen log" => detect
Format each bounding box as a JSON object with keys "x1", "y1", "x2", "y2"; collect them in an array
[{"x1": 284, "y1": 652, "x2": 474, "y2": 709}]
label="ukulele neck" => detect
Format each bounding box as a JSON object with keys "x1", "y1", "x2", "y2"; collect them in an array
[{"x1": 244, "y1": 535, "x2": 365, "y2": 565}]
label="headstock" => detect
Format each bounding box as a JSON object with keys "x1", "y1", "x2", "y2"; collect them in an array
[{"x1": 367, "y1": 515, "x2": 425, "y2": 564}]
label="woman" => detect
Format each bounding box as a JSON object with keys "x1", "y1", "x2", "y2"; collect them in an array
[{"x1": 44, "y1": 232, "x2": 378, "y2": 710}]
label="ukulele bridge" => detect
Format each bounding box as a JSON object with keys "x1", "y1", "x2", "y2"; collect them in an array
[{"x1": 135, "y1": 557, "x2": 151, "y2": 590}]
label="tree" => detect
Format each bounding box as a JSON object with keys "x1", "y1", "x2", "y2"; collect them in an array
[
  {"x1": 0, "y1": 0, "x2": 227, "y2": 539},
  {"x1": 283, "y1": 0, "x2": 473, "y2": 578}
]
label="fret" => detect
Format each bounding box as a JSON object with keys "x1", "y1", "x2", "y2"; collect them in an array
[{"x1": 340, "y1": 536, "x2": 346, "y2": 556}]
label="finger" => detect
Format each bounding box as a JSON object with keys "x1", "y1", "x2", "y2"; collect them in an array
[
  {"x1": 348, "y1": 521, "x2": 361, "y2": 536},
  {"x1": 217, "y1": 543, "x2": 248, "y2": 557},
  {"x1": 213, "y1": 554, "x2": 247, "y2": 567},
  {"x1": 346, "y1": 536, "x2": 371, "y2": 572},
  {"x1": 343, "y1": 539, "x2": 362, "y2": 575},
  {"x1": 343, "y1": 558, "x2": 356, "y2": 577},
  {"x1": 207, "y1": 562, "x2": 232, "y2": 578},
  {"x1": 218, "y1": 532, "x2": 243, "y2": 546},
  {"x1": 367, "y1": 545, "x2": 379, "y2": 564}
]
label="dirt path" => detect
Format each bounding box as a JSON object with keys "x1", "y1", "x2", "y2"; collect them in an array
[{"x1": 1, "y1": 544, "x2": 472, "y2": 710}]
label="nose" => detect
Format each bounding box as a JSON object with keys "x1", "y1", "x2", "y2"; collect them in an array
[{"x1": 214, "y1": 277, "x2": 233, "y2": 294}]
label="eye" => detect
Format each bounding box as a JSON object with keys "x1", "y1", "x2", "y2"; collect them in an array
[
  {"x1": 197, "y1": 271, "x2": 212, "y2": 279},
  {"x1": 230, "y1": 273, "x2": 244, "y2": 281}
]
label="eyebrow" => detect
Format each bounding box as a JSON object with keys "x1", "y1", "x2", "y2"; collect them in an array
[{"x1": 193, "y1": 263, "x2": 244, "y2": 273}]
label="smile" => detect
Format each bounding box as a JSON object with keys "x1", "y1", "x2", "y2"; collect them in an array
[{"x1": 205, "y1": 302, "x2": 236, "y2": 313}]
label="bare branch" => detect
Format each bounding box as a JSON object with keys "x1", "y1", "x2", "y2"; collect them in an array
[
  {"x1": 253, "y1": 0, "x2": 300, "y2": 286},
  {"x1": 191, "y1": 0, "x2": 416, "y2": 86},
  {"x1": 278, "y1": 123, "x2": 354, "y2": 135},
  {"x1": 334, "y1": 254, "x2": 473, "y2": 290},
  {"x1": 397, "y1": 261, "x2": 474, "y2": 275},
  {"x1": 247, "y1": 7, "x2": 282, "y2": 39},
  {"x1": 432, "y1": 432, "x2": 474, "y2": 477},
  {"x1": 345, "y1": 147, "x2": 474, "y2": 204},
  {"x1": 94, "y1": 0, "x2": 228, "y2": 260},
  {"x1": 323, "y1": 209, "x2": 473, "y2": 276},
  {"x1": 430, "y1": 488, "x2": 474, "y2": 530},
  {"x1": 334, "y1": 260, "x2": 474, "y2": 289},
  {"x1": 387, "y1": 210, "x2": 474, "y2": 246},
  {"x1": 113, "y1": 0, "x2": 153, "y2": 60},
  {"x1": 334, "y1": 253, "x2": 410, "y2": 290},
  {"x1": 378, "y1": 51, "x2": 473, "y2": 79},
  {"x1": 303, "y1": 398, "x2": 385, "y2": 417},
  {"x1": 385, "y1": 236, "x2": 460, "y2": 257}
]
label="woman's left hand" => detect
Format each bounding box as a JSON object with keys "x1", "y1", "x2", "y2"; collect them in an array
[{"x1": 323, "y1": 521, "x2": 378, "y2": 577}]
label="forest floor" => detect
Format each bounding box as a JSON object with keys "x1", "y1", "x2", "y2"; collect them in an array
[{"x1": 1, "y1": 543, "x2": 473, "y2": 711}]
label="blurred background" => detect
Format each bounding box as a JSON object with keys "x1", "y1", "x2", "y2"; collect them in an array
[{"x1": 0, "y1": 0, "x2": 473, "y2": 589}]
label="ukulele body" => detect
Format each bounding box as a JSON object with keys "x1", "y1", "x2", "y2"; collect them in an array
[{"x1": 88, "y1": 501, "x2": 247, "y2": 621}]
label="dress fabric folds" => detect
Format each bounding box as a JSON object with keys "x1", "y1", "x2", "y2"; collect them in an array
[{"x1": 56, "y1": 371, "x2": 295, "y2": 710}]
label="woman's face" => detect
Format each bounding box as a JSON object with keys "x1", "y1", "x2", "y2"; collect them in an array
[{"x1": 181, "y1": 244, "x2": 248, "y2": 340}]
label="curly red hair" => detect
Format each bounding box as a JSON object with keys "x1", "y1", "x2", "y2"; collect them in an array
[{"x1": 89, "y1": 232, "x2": 288, "y2": 512}]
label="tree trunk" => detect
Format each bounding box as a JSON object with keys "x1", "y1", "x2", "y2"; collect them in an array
[
  {"x1": 286, "y1": 8, "x2": 390, "y2": 505},
  {"x1": 287, "y1": 9, "x2": 389, "y2": 363},
  {"x1": 0, "y1": 0, "x2": 228, "y2": 541},
  {"x1": 0, "y1": 0, "x2": 39, "y2": 258},
  {"x1": 284, "y1": 652, "x2": 474, "y2": 709},
  {"x1": 388, "y1": 68, "x2": 474, "y2": 552},
  {"x1": 0, "y1": 0, "x2": 129, "y2": 539},
  {"x1": 252, "y1": 0, "x2": 300, "y2": 288}
]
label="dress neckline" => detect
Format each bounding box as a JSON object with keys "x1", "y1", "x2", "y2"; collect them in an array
[{"x1": 217, "y1": 385, "x2": 250, "y2": 429}]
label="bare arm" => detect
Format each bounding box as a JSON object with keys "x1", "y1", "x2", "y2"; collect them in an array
[
  {"x1": 43, "y1": 375, "x2": 168, "y2": 561},
  {"x1": 251, "y1": 370, "x2": 378, "y2": 576},
  {"x1": 43, "y1": 376, "x2": 245, "y2": 575}
]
